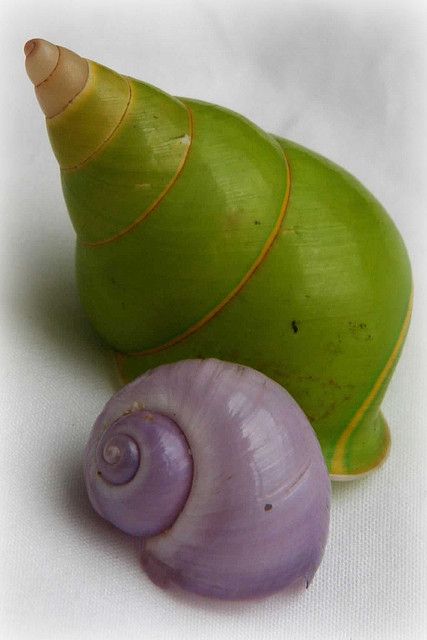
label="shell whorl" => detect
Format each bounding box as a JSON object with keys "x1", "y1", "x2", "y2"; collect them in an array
[
  {"x1": 85, "y1": 409, "x2": 193, "y2": 537},
  {"x1": 97, "y1": 430, "x2": 140, "y2": 485},
  {"x1": 84, "y1": 359, "x2": 331, "y2": 600}
]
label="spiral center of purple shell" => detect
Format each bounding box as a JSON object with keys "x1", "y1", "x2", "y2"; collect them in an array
[
  {"x1": 88, "y1": 409, "x2": 194, "y2": 538},
  {"x1": 103, "y1": 441, "x2": 122, "y2": 464},
  {"x1": 98, "y1": 433, "x2": 140, "y2": 485}
]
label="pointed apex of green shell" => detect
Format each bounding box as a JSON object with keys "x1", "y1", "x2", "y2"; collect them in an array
[{"x1": 25, "y1": 38, "x2": 89, "y2": 118}]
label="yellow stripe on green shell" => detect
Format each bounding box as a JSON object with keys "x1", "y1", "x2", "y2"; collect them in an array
[
  {"x1": 47, "y1": 61, "x2": 131, "y2": 170},
  {"x1": 75, "y1": 98, "x2": 289, "y2": 350},
  {"x1": 54, "y1": 64, "x2": 193, "y2": 243},
  {"x1": 330, "y1": 291, "x2": 412, "y2": 477}
]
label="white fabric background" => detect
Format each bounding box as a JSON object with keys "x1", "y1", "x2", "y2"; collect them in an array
[{"x1": 1, "y1": 1, "x2": 426, "y2": 638}]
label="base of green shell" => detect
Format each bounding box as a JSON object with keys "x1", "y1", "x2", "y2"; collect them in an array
[{"x1": 329, "y1": 412, "x2": 391, "y2": 481}]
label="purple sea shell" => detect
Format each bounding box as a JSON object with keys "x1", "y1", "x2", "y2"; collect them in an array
[{"x1": 84, "y1": 358, "x2": 330, "y2": 600}]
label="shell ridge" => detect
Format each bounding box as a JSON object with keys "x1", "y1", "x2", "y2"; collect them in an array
[
  {"x1": 115, "y1": 149, "x2": 292, "y2": 359},
  {"x1": 80, "y1": 100, "x2": 194, "y2": 247},
  {"x1": 36, "y1": 44, "x2": 61, "y2": 88},
  {"x1": 60, "y1": 73, "x2": 133, "y2": 172},
  {"x1": 330, "y1": 289, "x2": 413, "y2": 475}
]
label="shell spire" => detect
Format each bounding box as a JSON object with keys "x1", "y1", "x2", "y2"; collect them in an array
[
  {"x1": 24, "y1": 38, "x2": 192, "y2": 245},
  {"x1": 24, "y1": 38, "x2": 132, "y2": 175},
  {"x1": 24, "y1": 39, "x2": 89, "y2": 118}
]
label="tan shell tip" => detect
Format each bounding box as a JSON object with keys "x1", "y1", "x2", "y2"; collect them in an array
[
  {"x1": 24, "y1": 38, "x2": 89, "y2": 118},
  {"x1": 24, "y1": 38, "x2": 60, "y2": 86},
  {"x1": 24, "y1": 40, "x2": 36, "y2": 56}
]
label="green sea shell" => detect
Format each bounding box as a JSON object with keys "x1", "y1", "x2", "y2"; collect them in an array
[{"x1": 44, "y1": 57, "x2": 412, "y2": 479}]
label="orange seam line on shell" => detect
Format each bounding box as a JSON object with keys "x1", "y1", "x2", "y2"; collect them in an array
[
  {"x1": 114, "y1": 352, "x2": 128, "y2": 386},
  {"x1": 123, "y1": 148, "x2": 292, "y2": 358},
  {"x1": 330, "y1": 289, "x2": 413, "y2": 476},
  {"x1": 46, "y1": 57, "x2": 91, "y2": 122},
  {"x1": 329, "y1": 421, "x2": 391, "y2": 480},
  {"x1": 35, "y1": 45, "x2": 61, "y2": 87},
  {"x1": 59, "y1": 75, "x2": 133, "y2": 171},
  {"x1": 81, "y1": 101, "x2": 194, "y2": 248}
]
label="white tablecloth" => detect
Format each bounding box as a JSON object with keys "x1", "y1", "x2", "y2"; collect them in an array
[{"x1": 1, "y1": 1, "x2": 426, "y2": 638}]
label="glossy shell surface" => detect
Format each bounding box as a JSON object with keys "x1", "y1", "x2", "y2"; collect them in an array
[{"x1": 84, "y1": 359, "x2": 330, "y2": 599}]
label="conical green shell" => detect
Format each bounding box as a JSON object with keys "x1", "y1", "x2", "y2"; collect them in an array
[{"x1": 50, "y1": 62, "x2": 412, "y2": 478}]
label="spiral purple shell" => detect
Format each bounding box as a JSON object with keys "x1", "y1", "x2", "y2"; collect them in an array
[{"x1": 84, "y1": 359, "x2": 330, "y2": 600}]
